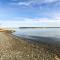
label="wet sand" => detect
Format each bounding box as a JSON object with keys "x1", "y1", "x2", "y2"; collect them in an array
[{"x1": 0, "y1": 31, "x2": 60, "y2": 60}]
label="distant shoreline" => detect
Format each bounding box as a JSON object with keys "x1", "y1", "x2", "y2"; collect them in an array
[{"x1": 19, "y1": 27, "x2": 60, "y2": 28}]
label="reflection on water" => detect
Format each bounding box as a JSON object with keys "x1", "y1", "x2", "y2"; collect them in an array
[
  {"x1": 12, "y1": 28, "x2": 60, "y2": 45},
  {"x1": 13, "y1": 28, "x2": 60, "y2": 38}
]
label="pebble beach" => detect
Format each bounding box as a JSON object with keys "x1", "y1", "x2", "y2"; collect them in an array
[{"x1": 0, "y1": 30, "x2": 60, "y2": 60}]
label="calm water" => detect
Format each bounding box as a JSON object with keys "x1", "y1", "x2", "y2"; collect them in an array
[
  {"x1": 12, "y1": 28, "x2": 60, "y2": 44},
  {"x1": 13, "y1": 28, "x2": 60, "y2": 38}
]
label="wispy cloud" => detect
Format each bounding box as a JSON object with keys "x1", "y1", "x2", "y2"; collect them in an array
[
  {"x1": 0, "y1": 0, "x2": 59, "y2": 7},
  {"x1": 0, "y1": 0, "x2": 60, "y2": 22},
  {"x1": 10, "y1": 0, "x2": 59, "y2": 6},
  {"x1": 18, "y1": 2, "x2": 31, "y2": 6},
  {"x1": 0, "y1": 17, "x2": 60, "y2": 27}
]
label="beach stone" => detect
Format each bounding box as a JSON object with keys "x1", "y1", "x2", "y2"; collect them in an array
[{"x1": 0, "y1": 32, "x2": 59, "y2": 60}]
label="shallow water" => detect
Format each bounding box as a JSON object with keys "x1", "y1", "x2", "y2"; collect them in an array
[
  {"x1": 13, "y1": 28, "x2": 60, "y2": 38},
  {"x1": 12, "y1": 28, "x2": 60, "y2": 45}
]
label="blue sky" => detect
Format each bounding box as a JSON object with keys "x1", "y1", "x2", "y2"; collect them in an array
[{"x1": 0, "y1": 0, "x2": 60, "y2": 27}]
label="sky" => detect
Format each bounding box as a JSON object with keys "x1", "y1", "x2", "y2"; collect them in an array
[{"x1": 0, "y1": 0, "x2": 60, "y2": 27}]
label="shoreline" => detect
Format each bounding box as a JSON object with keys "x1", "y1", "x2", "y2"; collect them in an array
[
  {"x1": 11, "y1": 33, "x2": 60, "y2": 58},
  {"x1": 0, "y1": 31, "x2": 60, "y2": 60}
]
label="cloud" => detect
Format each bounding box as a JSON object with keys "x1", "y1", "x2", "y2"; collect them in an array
[
  {"x1": 9, "y1": 0, "x2": 59, "y2": 6},
  {"x1": 0, "y1": 0, "x2": 60, "y2": 22},
  {"x1": 18, "y1": 0, "x2": 59, "y2": 5},
  {"x1": 18, "y1": 2, "x2": 31, "y2": 6},
  {"x1": 0, "y1": 17, "x2": 60, "y2": 27},
  {"x1": 0, "y1": 0, "x2": 59, "y2": 7},
  {"x1": 42, "y1": 0, "x2": 58, "y2": 3}
]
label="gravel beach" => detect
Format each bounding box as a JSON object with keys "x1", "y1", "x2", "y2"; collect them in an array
[{"x1": 0, "y1": 31, "x2": 60, "y2": 60}]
